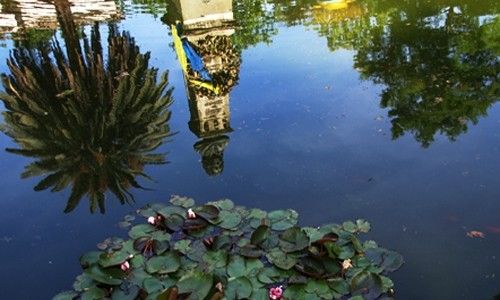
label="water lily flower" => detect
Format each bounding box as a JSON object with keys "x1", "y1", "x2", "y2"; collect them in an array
[
  {"x1": 187, "y1": 208, "x2": 197, "y2": 219},
  {"x1": 147, "y1": 216, "x2": 156, "y2": 225},
  {"x1": 215, "y1": 282, "x2": 224, "y2": 293},
  {"x1": 342, "y1": 259, "x2": 353, "y2": 270},
  {"x1": 269, "y1": 285, "x2": 283, "y2": 300},
  {"x1": 120, "y1": 261, "x2": 130, "y2": 272}
]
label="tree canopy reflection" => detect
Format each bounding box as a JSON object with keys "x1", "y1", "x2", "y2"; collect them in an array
[
  {"x1": 232, "y1": 0, "x2": 499, "y2": 147},
  {"x1": 0, "y1": 1, "x2": 173, "y2": 213}
]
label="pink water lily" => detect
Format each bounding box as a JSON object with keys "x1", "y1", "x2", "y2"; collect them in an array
[
  {"x1": 120, "y1": 261, "x2": 130, "y2": 272},
  {"x1": 269, "y1": 285, "x2": 283, "y2": 300},
  {"x1": 147, "y1": 216, "x2": 156, "y2": 225},
  {"x1": 187, "y1": 208, "x2": 197, "y2": 219}
]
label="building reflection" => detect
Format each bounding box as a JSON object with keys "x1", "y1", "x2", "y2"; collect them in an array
[
  {"x1": 164, "y1": 0, "x2": 241, "y2": 176},
  {"x1": 0, "y1": 0, "x2": 120, "y2": 37},
  {"x1": 0, "y1": 0, "x2": 173, "y2": 213}
]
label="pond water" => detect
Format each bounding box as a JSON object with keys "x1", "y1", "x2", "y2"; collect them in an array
[{"x1": 0, "y1": 0, "x2": 498, "y2": 299}]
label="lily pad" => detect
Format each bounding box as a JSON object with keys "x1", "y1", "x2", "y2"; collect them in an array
[
  {"x1": 279, "y1": 227, "x2": 310, "y2": 253},
  {"x1": 250, "y1": 225, "x2": 270, "y2": 246},
  {"x1": 169, "y1": 195, "x2": 194, "y2": 208},
  {"x1": 176, "y1": 271, "x2": 213, "y2": 300},
  {"x1": 225, "y1": 276, "x2": 252, "y2": 299},
  {"x1": 84, "y1": 265, "x2": 123, "y2": 285},
  {"x1": 268, "y1": 209, "x2": 298, "y2": 231},
  {"x1": 218, "y1": 210, "x2": 242, "y2": 230},
  {"x1": 145, "y1": 252, "x2": 180, "y2": 274},
  {"x1": 266, "y1": 249, "x2": 297, "y2": 270}
]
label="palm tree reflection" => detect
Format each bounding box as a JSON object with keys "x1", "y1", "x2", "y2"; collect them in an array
[{"x1": 0, "y1": 0, "x2": 173, "y2": 213}]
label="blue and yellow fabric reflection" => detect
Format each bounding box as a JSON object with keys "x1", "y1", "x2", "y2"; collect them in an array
[{"x1": 171, "y1": 24, "x2": 220, "y2": 95}]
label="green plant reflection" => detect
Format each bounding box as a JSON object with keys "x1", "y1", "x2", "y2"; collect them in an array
[
  {"x1": 236, "y1": 0, "x2": 499, "y2": 147},
  {"x1": 0, "y1": 0, "x2": 173, "y2": 213}
]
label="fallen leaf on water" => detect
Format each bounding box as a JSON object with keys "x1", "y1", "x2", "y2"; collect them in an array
[{"x1": 467, "y1": 230, "x2": 485, "y2": 238}]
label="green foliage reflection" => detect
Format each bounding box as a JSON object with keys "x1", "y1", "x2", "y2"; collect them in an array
[{"x1": 0, "y1": 3, "x2": 173, "y2": 213}]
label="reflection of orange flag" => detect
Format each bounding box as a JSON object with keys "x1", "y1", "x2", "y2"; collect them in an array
[{"x1": 171, "y1": 25, "x2": 221, "y2": 95}]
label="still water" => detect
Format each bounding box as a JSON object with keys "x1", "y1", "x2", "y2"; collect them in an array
[{"x1": 0, "y1": 0, "x2": 498, "y2": 298}]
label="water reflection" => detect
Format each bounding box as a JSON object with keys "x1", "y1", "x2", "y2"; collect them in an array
[
  {"x1": 351, "y1": 2, "x2": 499, "y2": 147},
  {"x1": 164, "y1": 0, "x2": 241, "y2": 175},
  {"x1": 233, "y1": 0, "x2": 499, "y2": 147},
  {"x1": 0, "y1": 0, "x2": 120, "y2": 43},
  {"x1": 0, "y1": 0, "x2": 173, "y2": 213}
]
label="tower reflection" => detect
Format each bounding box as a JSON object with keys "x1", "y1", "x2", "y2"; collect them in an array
[{"x1": 165, "y1": 0, "x2": 241, "y2": 176}]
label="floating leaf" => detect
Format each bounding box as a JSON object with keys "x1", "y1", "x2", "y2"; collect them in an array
[
  {"x1": 207, "y1": 199, "x2": 234, "y2": 210},
  {"x1": 80, "y1": 286, "x2": 105, "y2": 300},
  {"x1": 143, "y1": 277, "x2": 164, "y2": 293},
  {"x1": 145, "y1": 252, "x2": 180, "y2": 274},
  {"x1": 342, "y1": 221, "x2": 357, "y2": 233},
  {"x1": 268, "y1": 209, "x2": 298, "y2": 231},
  {"x1": 169, "y1": 195, "x2": 194, "y2": 208},
  {"x1": 177, "y1": 271, "x2": 213, "y2": 300},
  {"x1": 240, "y1": 244, "x2": 263, "y2": 258},
  {"x1": 53, "y1": 291, "x2": 78, "y2": 300},
  {"x1": 195, "y1": 205, "x2": 220, "y2": 222},
  {"x1": 84, "y1": 265, "x2": 122, "y2": 285},
  {"x1": 225, "y1": 276, "x2": 252, "y2": 299},
  {"x1": 173, "y1": 240, "x2": 191, "y2": 254},
  {"x1": 267, "y1": 249, "x2": 297, "y2": 270},
  {"x1": 251, "y1": 225, "x2": 270, "y2": 246},
  {"x1": 99, "y1": 250, "x2": 130, "y2": 268},
  {"x1": 218, "y1": 210, "x2": 242, "y2": 230},
  {"x1": 279, "y1": 227, "x2": 310, "y2": 253},
  {"x1": 128, "y1": 224, "x2": 156, "y2": 239},
  {"x1": 356, "y1": 220, "x2": 371, "y2": 233},
  {"x1": 350, "y1": 271, "x2": 383, "y2": 300}
]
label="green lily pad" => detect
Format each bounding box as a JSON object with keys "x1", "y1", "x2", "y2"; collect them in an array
[
  {"x1": 173, "y1": 240, "x2": 191, "y2": 254},
  {"x1": 225, "y1": 276, "x2": 252, "y2": 299},
  {"x1": 328, "y1": 278, "x2": 349, "y2": 296},
  {"x1": 129, "y1": 224, "x2": 156, "y2": 239},
  {"x1": 356, "y1": 220, "x2": 371, "y2": 233},
  {"x1": 202, "y1": 250, "x2": 228, "y2": 270},
  {"x1": 80, "y1": 287, "x2": 105, "y2": 300},
  {"x1": 218, "y1": 210, "x2": 242, "y2": 230},
  {"x1": 111, "y1": 285, "x2": 140, "y2": 300},
  {"x1": 342, "y1": 221, "x2": 357, "y2": 233},
  {"x1": 176, "y1": 271, "x2": 213, "y2": 300},
  {"x1": 207, "y1": 199, "x2": 234, "y2": 210},
  {"x1": 84, "y1": 265, "x2": 123, "y2": 285},
  {"x1": 250, "y1": 225, "x2": 270, "y2": 246},
  {"x1": 99, "y1": 250, "x2": 130, "y2": 268},
  {"x1": 145, "y1": 252, "x2": 180, "y2": 274},
  {"x1": 279, "y1": 227, "x2": 310, "y2": 253},
  {"x1": 157, "y1": 206, "x2": 186, "y2": 219},
  {"x1": 350, "y1": 271, "x2": 383, "y2": 299},
  {"x1": 72, "y1": 274, "x2": 94, "y2": 292},
  {"x1": 169, "y1": 195, "x2": 194, "y2": 208},
  {"x1": 266, "y1": 249, "x2": 297, "y2": 270},
  {"x1": 80, "y1": 251, "x2": 100, "y2": 268},
  {"x1": 268, "y1": 209, "x2": 298, "y2": 230},
  {"x1": 227, "y1": 255, "x2": 263, "y2": 278},
  {"x1": 143, "y1": 277, "x2": 164, "y2": 293},
  {"x1": 195, "y1": 205, "x2": 220, "y2": 222},
  {"x1": 53, "y1": 291, "x2": 78, "y2": 300},
  {"x1": 240, "y1": 244, "x2": 263, "y2": 258}
]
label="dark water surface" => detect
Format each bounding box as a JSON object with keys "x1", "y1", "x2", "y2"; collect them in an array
[{"x1": 0, "y1": 0, "x2": 499, "y2": 299}]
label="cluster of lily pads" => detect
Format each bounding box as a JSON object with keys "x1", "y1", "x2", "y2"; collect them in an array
[{"x1": 54, "y1": 196, "x2": 403, "y2": 300}]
